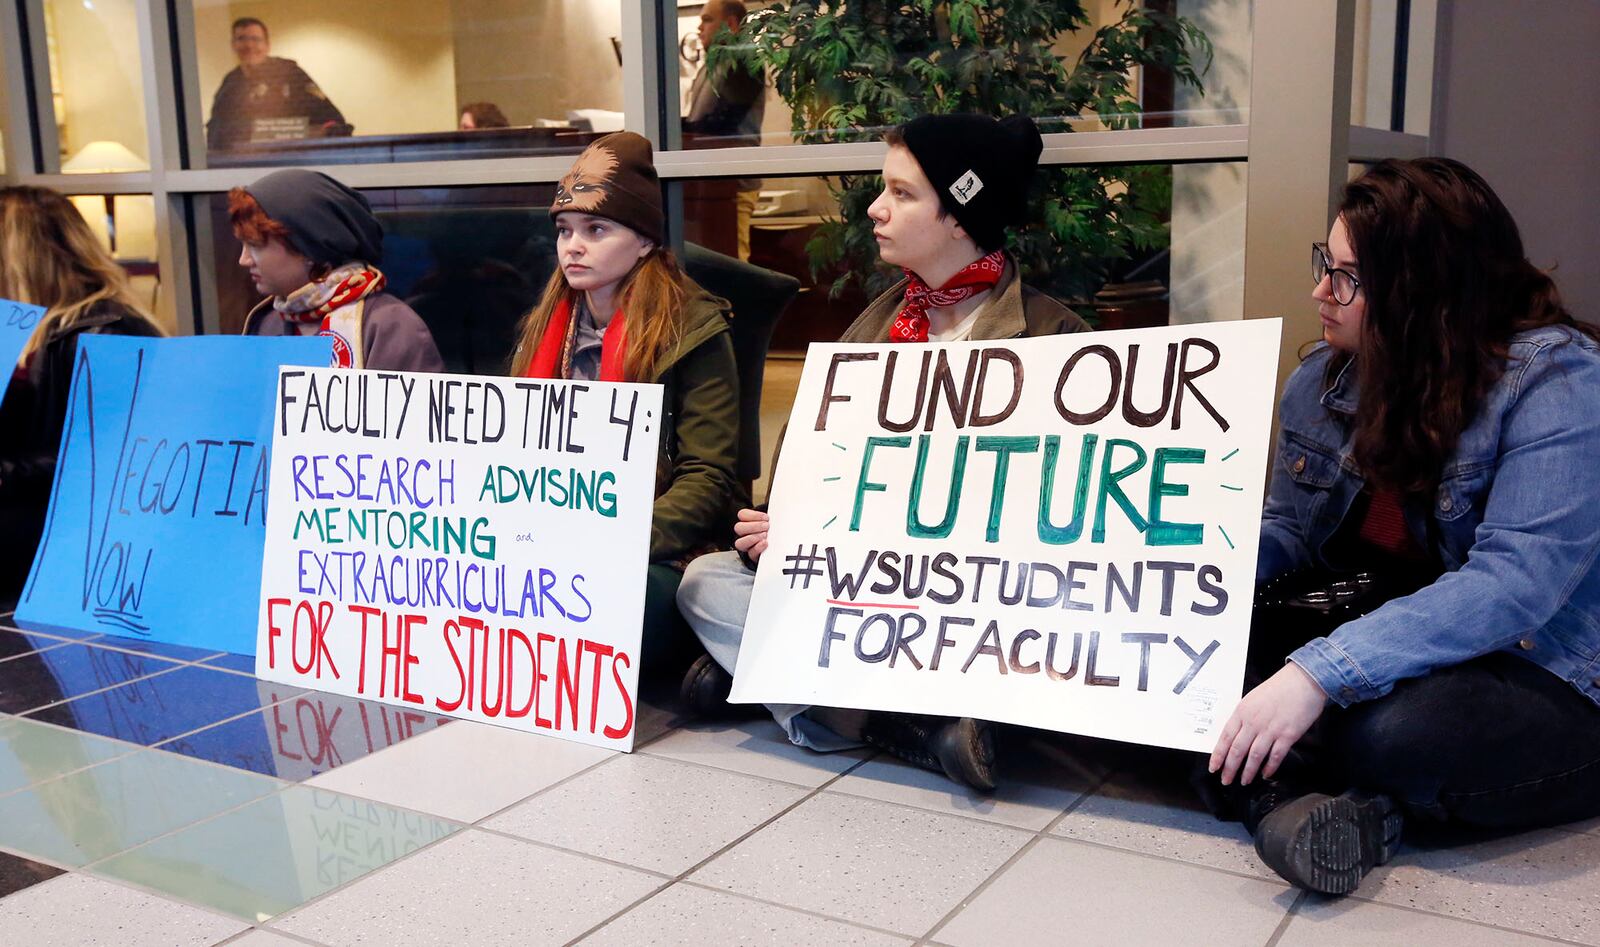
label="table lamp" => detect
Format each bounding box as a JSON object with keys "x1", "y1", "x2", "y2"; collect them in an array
[{"x1": 62, "y1": 140, "x2": 147, "y2": 253}]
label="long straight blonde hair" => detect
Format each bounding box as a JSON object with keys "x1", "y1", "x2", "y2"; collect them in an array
[
  {"x1": 509, "y1": 247, "x2": 688, "y2": 383},
  {"x1": 0, "y1": 186, "x2": 163, "y2": 363}
]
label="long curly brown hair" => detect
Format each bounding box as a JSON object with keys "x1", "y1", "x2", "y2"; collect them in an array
[{"x1": 1334, "y1": 158, "x2": 1598, "y2": 494}]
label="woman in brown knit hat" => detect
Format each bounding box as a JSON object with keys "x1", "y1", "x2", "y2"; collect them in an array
[{"x1": 510, "y1": 131, "x2": 740, "y2": 680}]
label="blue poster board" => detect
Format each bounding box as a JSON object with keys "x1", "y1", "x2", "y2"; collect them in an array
[
  {"x1": 15, "y1": 334, "x2": 330, "y2": 653},
  {"x1": 0, "y1": 299, "x2": 47, "y2": 403}
]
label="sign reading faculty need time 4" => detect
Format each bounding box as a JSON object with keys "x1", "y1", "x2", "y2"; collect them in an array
[
  {"x1": 257, "y1": 368, "x2": 662, "y2": 751},
  {"x1": 732, "y1": 320, "x2": 1282, "y2": 752}
]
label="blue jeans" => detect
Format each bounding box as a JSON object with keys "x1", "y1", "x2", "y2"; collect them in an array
[{"x1": 676, "y1": 551, "x2": 862, "y2": 752}]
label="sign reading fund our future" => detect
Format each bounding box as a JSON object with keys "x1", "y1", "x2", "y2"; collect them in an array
[
  {"x1": 255, "y1": 368, "x2": 662, "y2": 751},
  {"x1": 17, "y1": 335, "x2": 331, "y2": 649},
  {"x1": 732, "y1": 321, "x2": 1282, "y2": 752}
]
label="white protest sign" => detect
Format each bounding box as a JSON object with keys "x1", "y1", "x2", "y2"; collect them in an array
[
  {"x1": 731, "y1": 320, "x2": 1282, "y2": 752},
  {"x1": 256, "y1": 368, "x2": 662, "y2": 751}
]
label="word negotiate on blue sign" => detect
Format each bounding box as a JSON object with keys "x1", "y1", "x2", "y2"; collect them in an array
[
  {"x1": 0, "y1": 299, "x2": 47, "y2": 401},
  {"x1": 16, "y1": 334, "x2": 330, "y2": 651}
]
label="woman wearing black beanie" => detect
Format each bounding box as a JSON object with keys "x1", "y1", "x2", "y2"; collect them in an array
[
  {"x1": 232, "y1": 169, "x2": 443, "y2": 373},
  {"x1": 677, "y1": 113, "x2": 1089, "y2": 790}
]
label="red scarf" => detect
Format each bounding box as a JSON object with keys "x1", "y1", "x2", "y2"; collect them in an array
[
  {"x1": 889, "y1": 250, "x2": 1006, "y2": 343},
  {"x1": 521, "y1": 296, "x2": 629, "y2": 382}
]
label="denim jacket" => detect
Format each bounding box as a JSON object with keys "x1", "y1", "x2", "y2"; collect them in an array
[{"x1": 1259, "y1": 326, "x2": 1600, "y2": 710}]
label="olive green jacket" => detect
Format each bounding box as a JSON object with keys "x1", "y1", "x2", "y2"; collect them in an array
[{"x1": 646, "y1": 279, "x2": 740, "y2": 563}]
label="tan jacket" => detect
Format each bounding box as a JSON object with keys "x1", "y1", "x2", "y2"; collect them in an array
[{"x1": 761, "y1": 255, "x2": 1088, "y2": 506}]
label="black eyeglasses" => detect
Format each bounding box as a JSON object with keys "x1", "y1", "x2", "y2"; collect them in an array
[{"x1": 1312, "y1": 242, "x2": 1362, "y2": 306}]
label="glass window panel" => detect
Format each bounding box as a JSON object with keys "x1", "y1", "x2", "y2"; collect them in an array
[
  {"x1": 1351, "y1": 0, "x2": 1435, "y2": 133},
  {"x1": 45, "y1": 0, "x2": 151, "y2": 172},
  {"x1": 676, "y1": 161, "x2": 1247, "y2": 496},
  {"x1": 184, "y1": 1, "x2": 626, "y2": 168},
  {"x1": 198, "y1": 184, "x2": 558, "y2": 372},
  {"x1": 670, "y1": 0, "x2": 1251, "y2": 150},
  {"x1": 66, "y1": 194, "x2": 163, "y2": 323}
]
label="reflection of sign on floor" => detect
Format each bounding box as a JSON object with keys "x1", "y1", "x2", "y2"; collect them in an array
[
  {"x1": 15, "y1": 336, "x2": 329, "y2": 649},
  {"x1": 306, "y1": 789, "x2": 455, "y2": 887},
  {"x1": 734, "y1": 321, "x2": 1282, "y2": 752},
  {"x1": 257, "y1": 368, "x2": 662, "y2": 751},
  {"x1": 154, "y1": 683, "x2": 449, "y2": 781}
]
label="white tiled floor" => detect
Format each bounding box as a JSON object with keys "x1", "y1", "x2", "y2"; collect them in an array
[{"x1": 6, "y1": 705, "x2": 1600, "y2": 946}]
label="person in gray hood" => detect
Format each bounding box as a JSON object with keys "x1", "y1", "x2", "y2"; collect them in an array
[{"x1": 230, "y1": 168, "x2": 443, "y2": 373}]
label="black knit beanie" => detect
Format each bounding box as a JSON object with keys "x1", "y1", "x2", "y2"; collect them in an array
[
  {"x1": 550, "y1": 132, "x2": 664, "y2": 244},
  {"x1": 898, "y1": 114, "x2": 1044, "y2": 252},
  {"x1": 246, "y1": 169, "x2": 384, "y2": 266}
]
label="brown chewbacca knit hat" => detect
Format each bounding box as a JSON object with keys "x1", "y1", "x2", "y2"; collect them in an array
[{"x1": 550, "y1": 131, "x2": 664, "y2": 244}]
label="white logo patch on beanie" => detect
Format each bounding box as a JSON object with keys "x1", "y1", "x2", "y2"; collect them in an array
[{"x1": 949, "y1": 169, "x2": 984, "y2": 205}]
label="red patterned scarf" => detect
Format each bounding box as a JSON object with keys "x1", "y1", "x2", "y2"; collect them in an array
[
  {"x1": 888, "y1": 250, "x2": 1006, "y2": 343},
  {"x1": 521, "y1": 296, "x2": 629, "y2": 382},
  {"x1": 277, "y1": 264, "x2": 387, "y2": 325}
]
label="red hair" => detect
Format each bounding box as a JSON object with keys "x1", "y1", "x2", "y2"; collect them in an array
[{"x1": 228, "y1": 188, "x2": 294, "y2": 246}]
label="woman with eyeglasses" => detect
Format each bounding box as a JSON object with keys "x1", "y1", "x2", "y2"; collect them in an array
[{"x1": 1202, "y1": 158, "x2": 1600, "y2": 895}]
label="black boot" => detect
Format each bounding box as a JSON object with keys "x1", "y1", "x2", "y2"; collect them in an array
[
  {"x1": 678, "y1": 652, "x2": 750, "y2": 720},
  {"x1": 1252, "y1": 790, "x2": 1403, "y2": 895},
  {"x1": 861, "y1": 712, "x2": 997, "y2": 791}
]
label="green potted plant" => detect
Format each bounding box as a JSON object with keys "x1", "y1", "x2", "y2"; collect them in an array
[{"x1": 713, "y1": 0, "x2": 1213, "y2": 307}]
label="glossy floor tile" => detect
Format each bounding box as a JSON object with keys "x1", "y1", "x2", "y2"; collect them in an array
[
  {"x1": 273, "y1": 828, "x2": 660, "y2": 945},
  {"x1": 690, "y1": 792, "x2": 1031, "y2": 936},
  {"x1": 643, "y1": 719, "x2": 871, "y2": 788},
  {"x1": 826, "y1": 744, "x2": 1096, "y2": 832},
  {"x1": 157, "y1": 687, "x2": 450, "y2": 780},
  {"x1": 0, "y1": 628, "x2": 72, "y2": 664},
  {"x1": 198, "y1": 651, "x2": 258, "y2": 674},
  {"x1": 935, "y1": 836, "x2": 1294, "y2": 946},
  {"x1": 92, "y1": 785, "x2": 461, "y2": 921},
  {"x1": 305, "y1": 719, "x2": 611, "y2": 822},
  {"x1": 1357, "y1": 826, "x2": 1600, "y2": 945},
  {"x1": 0, "y1": 716, "x2": 137, "y2": 797},
  {"x1": 582, "y1": 883, "x2": 914, "y2": 946},
  {"x1": 486, "y1": 753, "x2": 810, "y2": 875},
  {"x1": 1278, "y1": 897, "x2": 1557, "y2": 947},
  {"x1": 0, "y1": 644, "x2": 180, "y2": 715},
  {"x1": 25, "y1": 665, "x2": 305, "y2": 746},
  {"x1": 0, "y1": 749, "x2": 283, "y2": 866},
  {"x1": 89, "y1": 632, "x2": 225, "y2": 664},
  {"x1": 0, "y1": 872, "x2": 247, "y2": 946},
  {"x1": 1051, "y1": 767, "x2": 1273, "y2": 880},
  {"x1": 0, "y1": 850, "x2": 63, "y2": 899},
  {"x1": 1, "y1": 615, "x2": 102, "y2": 640}
]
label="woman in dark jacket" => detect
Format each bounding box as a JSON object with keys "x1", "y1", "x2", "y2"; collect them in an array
[
  {"x1": 0, "y1": 186, "x2": 166, "y2": 599},
  {"x1": 232, "y1": 169, "x2": 443, "y2": 373},
  {"x1": 510, "y1": 131, "x2": 739, "y2": 679}
]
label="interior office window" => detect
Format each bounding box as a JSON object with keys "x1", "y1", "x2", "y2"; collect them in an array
[
  {"x1": 44, "y1": 0, "x2": 151, "y2": 173},
  {"x1": 67, "y1": 194, "x2": 162, "y2": 323},
  {"x1": 674, "y1": 160, "x2": 1247, "y2": 497},
  {"x1": 1351, "y1": 0, "x2": 1437, "y2": 133},
  {"x1": 199, "y1": 184, "x2": 558, "y2": 373},
  {"x1": 185, "y1": 1, "x2": 628, "y2": 168},
  {"x1": 670, "y1": 0, "x2": 1251, "y2": 150},
  {"x1": 679, "y1": 161, "x2": 1248, "y2": 353}
]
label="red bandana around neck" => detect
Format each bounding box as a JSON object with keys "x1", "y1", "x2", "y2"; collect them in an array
[
  {"x1": 889, "y1": 250, "x2": 1006, "y2": 343},
  {"x1": 521, "y1": 296, "x2": 629, "y2": 382}
]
